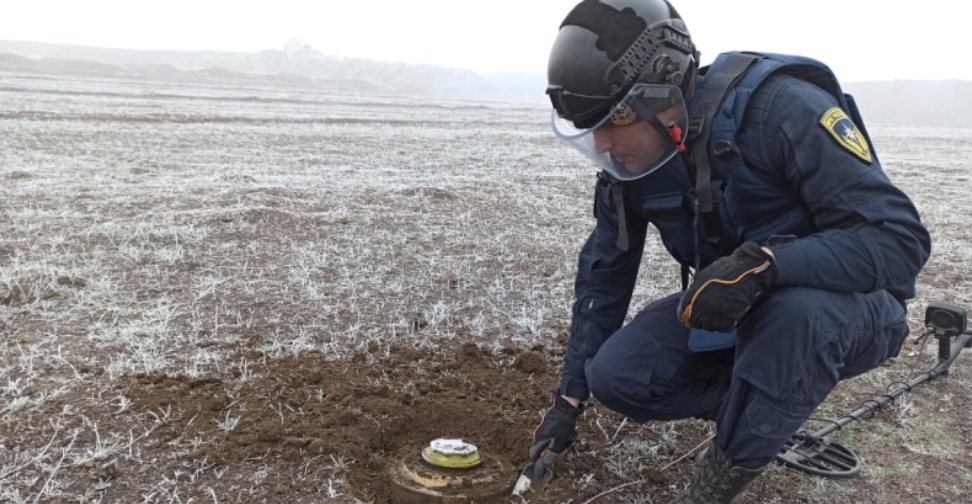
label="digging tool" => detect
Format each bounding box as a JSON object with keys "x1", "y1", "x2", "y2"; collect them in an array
[
  {"x1": 511, "y1": 448, "x2": 558, "y2": 497},
  {"x1": 777, "y1": 301, "x2": 972, "y2": 478}
]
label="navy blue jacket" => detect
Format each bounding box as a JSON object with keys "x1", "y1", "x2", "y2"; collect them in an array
[{"x1": 560, "y1": 53, "x2": 932, "y2": 401}]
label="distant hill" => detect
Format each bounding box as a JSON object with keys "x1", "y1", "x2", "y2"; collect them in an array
[
  {"x1": 1, "y1": 40, "x2": 970, "y2": 127},
  {"x1": 0, "y1": 51, "x2": 390, "y2": 95},
  {"x1": 0, "y1": 39, "x2": 546, "y2": 104}
]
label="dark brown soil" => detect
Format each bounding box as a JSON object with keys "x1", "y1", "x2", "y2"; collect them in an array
[{"x1": 120, "y1": 343, "x2": 573, "y2": 503}]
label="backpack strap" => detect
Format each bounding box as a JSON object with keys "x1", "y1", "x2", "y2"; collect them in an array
[{"x1": 686, "y1": 52, "x2": 763, "y2": 244}]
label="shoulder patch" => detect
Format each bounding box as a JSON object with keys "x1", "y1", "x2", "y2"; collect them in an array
[{"x1": 819, "y1": 107, "x2": 872, "y2": 163}]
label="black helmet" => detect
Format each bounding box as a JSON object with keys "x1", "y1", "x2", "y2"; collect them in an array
[{"x1": 547, "y1": 0, "x2": 698, "y2": 128}]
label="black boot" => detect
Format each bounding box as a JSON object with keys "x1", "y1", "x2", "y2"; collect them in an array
[{"x1": 667, "y1": 439, "x2": 767, "y2": 504}]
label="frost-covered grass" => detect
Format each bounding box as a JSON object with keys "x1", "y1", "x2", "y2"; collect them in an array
[{"x1": 1, "y1": 70, "x2": 970, "y2": 503}]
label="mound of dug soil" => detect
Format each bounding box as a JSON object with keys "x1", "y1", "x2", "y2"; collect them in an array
[{"x1": 122, "y1": 343, "x2": 617, "y2": 503}]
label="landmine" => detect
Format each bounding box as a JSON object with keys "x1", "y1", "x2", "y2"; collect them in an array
[{"x1": 388, "y1": 438, "x2": 515, "y2": 503}]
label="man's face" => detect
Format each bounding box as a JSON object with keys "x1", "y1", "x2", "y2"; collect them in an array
[
  {"x1": 591, "y1": 105, "x2": 681, "y2": 176},
  {"x1": 550, "y1": 83, "x2": 688, "y2": 181}
]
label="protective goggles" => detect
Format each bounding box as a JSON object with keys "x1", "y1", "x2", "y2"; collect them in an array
[{"x1": 551, "y1": 83, "x2": 688, "y2": 181}]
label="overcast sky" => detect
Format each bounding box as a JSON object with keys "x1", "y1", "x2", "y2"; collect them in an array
[{"x1": 3, "y1": 0, "x2": 968, "y2": 82}]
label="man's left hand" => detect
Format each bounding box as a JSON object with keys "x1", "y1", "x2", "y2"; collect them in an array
[{"x1": 677, "y1": 242, "x2": 780, "y2": 332}]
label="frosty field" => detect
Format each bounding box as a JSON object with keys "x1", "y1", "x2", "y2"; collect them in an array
[{"x1": 1, "y1": 70, "x2": 971, "y2": 503}]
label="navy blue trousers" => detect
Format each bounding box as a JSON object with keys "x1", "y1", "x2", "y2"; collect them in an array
[{"x1": 585, "y1": 287, "x2": 909, "y2": 469}]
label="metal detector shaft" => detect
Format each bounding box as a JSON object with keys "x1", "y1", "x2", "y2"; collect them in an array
[{"x1": 812, "y1": 332, "x2": 972, "y2": 439}]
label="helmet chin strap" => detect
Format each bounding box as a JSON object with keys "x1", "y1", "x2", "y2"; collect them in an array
[
  {"x1": 648, "y1": 116, "x2": 673, "y2": 146},
  {"x1": 632, "y1": 100, "x2": 686, "y2": 154}
]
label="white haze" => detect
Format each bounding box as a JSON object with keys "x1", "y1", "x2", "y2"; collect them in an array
[{"x1": 2, "y1": 0, "x2": 969, "y2": 82}]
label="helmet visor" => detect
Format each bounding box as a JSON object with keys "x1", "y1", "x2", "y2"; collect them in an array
[{"x1": 552, "y1": 83, "x2": 688, "y2": 181}]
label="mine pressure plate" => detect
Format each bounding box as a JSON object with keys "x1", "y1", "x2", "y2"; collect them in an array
[{"x1": 421, "y1": 438, "x2": 483, "y2": 469}]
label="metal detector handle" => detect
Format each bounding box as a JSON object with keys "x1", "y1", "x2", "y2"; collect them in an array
[{"x1": 935, "y1": 332, "x2": 972, "y2": 375}]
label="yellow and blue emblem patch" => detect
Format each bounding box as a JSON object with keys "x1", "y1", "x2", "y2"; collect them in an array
[{"x1": 819, "y1": 107, "x2": 872, "y2": 163}]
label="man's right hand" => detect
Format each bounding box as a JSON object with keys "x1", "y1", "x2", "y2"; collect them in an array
[{"x1": 529, "y1": 392, "x2": 585, "y2": 462}]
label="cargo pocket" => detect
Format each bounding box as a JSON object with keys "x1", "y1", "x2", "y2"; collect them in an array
[
  {"x1": 744, "y1": 390, "x2": 811, "y2": 441},
  {"x1": 736, "y1": 314, "x2": 842, "y2": 403},
  {"x1": 838, "y1": 292, "x2": 909, "y2": 381},
  {"x1": 629, "y1": 338, "x2": 667, "y2": 406}
]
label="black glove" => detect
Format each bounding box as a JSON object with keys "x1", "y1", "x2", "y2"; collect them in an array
[
  {"x1": 529, "y1": 392, "x2": 584, "y2": 462},
  {"x1": 677, "y1": 242, "x2": 780, "y2": 332}
]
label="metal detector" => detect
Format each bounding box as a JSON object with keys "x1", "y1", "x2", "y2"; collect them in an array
[{"x1": 776, "y1": 301, "x2": 971, "y2": 478}]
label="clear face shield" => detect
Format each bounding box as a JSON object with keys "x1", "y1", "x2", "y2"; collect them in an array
[{"x1": 550, "y1": 83, "x2": 688, "y2": 181}]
